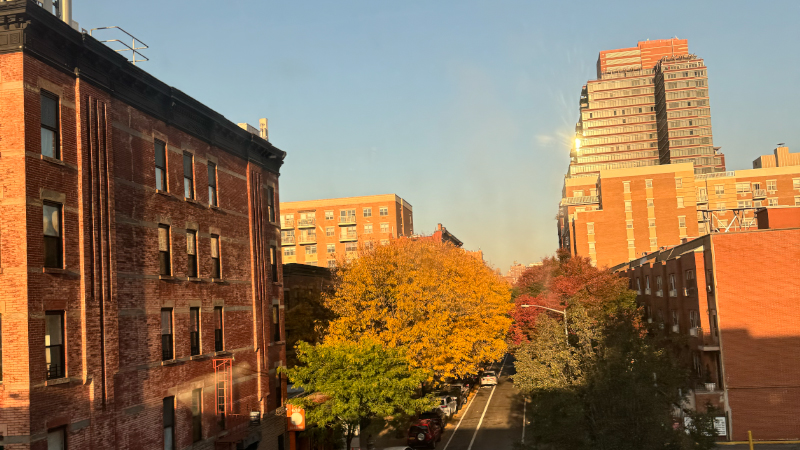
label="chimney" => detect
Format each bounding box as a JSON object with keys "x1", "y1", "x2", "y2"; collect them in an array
[
  {"x1": 437, "y1": 223, "x2": 443, "y2": 231},
  {"x1": 61, "y1": 0, "x2": 73, "y2": 26},
  {"x1": 259, "y1": 118, "x2": 268, "y2": 141}
]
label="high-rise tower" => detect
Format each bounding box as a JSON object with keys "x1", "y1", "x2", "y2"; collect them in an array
[{"x1": 567, "y1": 38, "x2": 724, "y2": 179}]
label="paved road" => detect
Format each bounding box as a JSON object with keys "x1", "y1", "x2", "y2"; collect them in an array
[{"x1": 374, "y1": 355, "x2": 527, "y2": 450}]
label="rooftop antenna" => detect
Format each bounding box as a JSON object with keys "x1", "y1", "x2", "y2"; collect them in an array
[{"x1": 90, "y1": 26, "x2": 149, "y2": 65}]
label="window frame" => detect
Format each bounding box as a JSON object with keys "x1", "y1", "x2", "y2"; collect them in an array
[
  {"x1": 161, "y1": 309, "x2": 174, "y2": 361},
  {"x1": 363, "y1": 207, "x2": 372, "y2": 218},
  {"x1": 164, "y1": 396, "x2": 176, "y2": 450},
  {"x1": 187, "y1": 229, "x2": 198, "y2": 278},
  {"x1": 155, "y1": 140, "x2": 168, "y2": 192},
  {"x1": 45, "y1": 311, "x2": 65, "y2": 380},
  {"x1": 191, "y1": 388, "x2": 203, "y2": 443},
  {"x1": 40, "y1": 90, "x2": 60, "y2": 159},
  {"x1": 272, "y1": 305, "x2": 281, "y2": 342},
  {"x1": 47, "y1": 426, "x2": 67, "y2": 450},
  {"x1": 270, "y1": 245, "x2": 278, "y2": 283},
  {"x1": 43, "y1": 201, "x2": 63, "y2": 269},
  {"x1": 213, "y1": 306, "x2": 224, "y2": 352},
  {"x1": 183, "y1": 152, "x2": 195, "y2": 200},
  {"x1": 267, "y1": 186, "x2": 276, "y2": 223},
  {"x1": 207, "y1": 162, "x2": 218, "y2": 207},
  {"x1": 158, "y1": 225, "x2": 172, "y2": 276},
  {"x1": 379, "y1": 206, "x2": 389, "y2": 217},
  {"x1": 189, "y1": 307, "x2": 201, "y2": 356},
  {"x1": 210, "y1": 235, "x2": 221, "y2": 279}
]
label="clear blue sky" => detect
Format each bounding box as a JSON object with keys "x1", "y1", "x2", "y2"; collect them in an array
[{"x1": 75, "y1": 0, "x2": 798, "y2": 271}]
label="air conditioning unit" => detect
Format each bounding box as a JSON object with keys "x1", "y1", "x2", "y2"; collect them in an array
[
  {"x1": 689, "y1": 327, "x2": 700, "y2": 337},
  {"x1": 672, "y1": 324, "x2": 679, "y2": 333}
]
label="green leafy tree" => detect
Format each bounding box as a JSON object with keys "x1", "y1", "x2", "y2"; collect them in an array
[
  {"x1": 285, "y1": 286, "x2": 335, "y2": 367},
  {"x1": 511, "y1": 254, "x2": 716, "y2": 450},
  {"x1": 284, "y1": 340, "x2": 435, "y2": 450}
]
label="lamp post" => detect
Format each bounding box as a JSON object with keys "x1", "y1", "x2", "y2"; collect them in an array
[{"x1": 520, "y1": 304, "x2": 568, "y2": 340}]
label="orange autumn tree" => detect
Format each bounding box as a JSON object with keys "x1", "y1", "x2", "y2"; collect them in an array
[{"x1": 324, "y1": 238, "x2": 512, "y2": 381}]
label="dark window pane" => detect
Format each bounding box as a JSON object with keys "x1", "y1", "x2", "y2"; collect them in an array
[
  {"x1": 214, "y1": 307, "x2": 223, "y2": 352},
  {"x1": 192, "y1": 389, "x2": 202, "y2": 442},
  {"x1": 183, "y1": 154, "x2": 193, "y2": 178},
  {"x1": 190, "y1": 307, "x2": 200, "y2": 356},
  {"x1": 41, "y1": 94, "x2": 58, "y2": 128},
  {"x1": 155, "y1": 141, "x2": 166, "y2": 168},
  {"x1": 45, "y1": 312, "x2": 65, "y2": 379},
  {"x1": 208, "y1": 163, "x2": 216, "y2": 187}
]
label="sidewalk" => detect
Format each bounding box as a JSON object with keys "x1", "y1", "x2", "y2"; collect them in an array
[{"x1": 719, "y1": 443, "x2": 800, "y2": 449}]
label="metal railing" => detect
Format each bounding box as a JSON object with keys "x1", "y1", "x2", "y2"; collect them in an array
[
  {"x1": 696, "y1": 194, "x2": 708, "y2": 203},
  {"x1": 339, "y1": 215, "x2": 357, "y2": 225},
  {"x1": 298, "y1": 234, "x2": 316, "y2": 244},
  {"x1": 561, "y1": 196, "x2": 600, "y2": 206},
  {"x1": 281, "y1": 236, "x2": 296, "y2": 245},
  {"x1": 340, "y1": 232, "x2": 358, "y2": 241},
  {"x1": 297, "y1": 218, "x2": 316, "y2": 228},
  {"x1": 89, "y1": 26, "x2": 149, "y2": 65},
  {"x1": 752, "y1": 189, "x2": 767, "y2": 198},
  {"x1": 281, "y1": 219, "x2": 295, "y2": 229}
]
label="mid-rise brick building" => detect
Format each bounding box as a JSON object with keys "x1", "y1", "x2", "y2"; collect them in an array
[
  {"x1": 279, "y1": 194, "x2": 413, "y2": 267},
  {"x1": 558, "y1": 146, "x2": 800, "y2": 268},
  {"x1": 0, "y1": 2, "x2": 287, "y2": 449},
  {"x1": 569, "y1": 38, "x2": 724, "y2": 179},
  {"x1": 613, "y1": 207, "x2": 800, "y2": 442}
]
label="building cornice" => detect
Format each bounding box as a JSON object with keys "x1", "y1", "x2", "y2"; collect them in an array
[{"x1": 0, "y1": 0, "x2": 285, "y2": 173}]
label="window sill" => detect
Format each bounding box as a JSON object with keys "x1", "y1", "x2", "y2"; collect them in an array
[
  {"x1": 40, "y1": 154, "x2": 65, "y2": 166},
  {"x1": 43, "y1": 267, "x2": 78, "y2": 277},
  {"x1": 161, "y1": 359, "x2": 180, "y2": 366},
  {"x1": 211, "y1": 278, "x2": 226, "y2": 284},
  {"x1": 159, "y1": 275, "x2": 178, "y2": 281},
  {"x1": 45, "y1": 377, "x2": 71, "y2": 386},
  {"x1": 187, "y1": 277, "x2": 202, "y2": 282},
  {"x1": 269, "y1": 341, "x2": 286, "y2": 347},
  {"x1": 184, "y1": 197, "x2": 204, "y2": 206},
  {"x1": 190, "y1": 354, "x2": 207, "y2": 361},
  {"x1": 214, "y1": 351, "x2": 232, "y2": 357}
]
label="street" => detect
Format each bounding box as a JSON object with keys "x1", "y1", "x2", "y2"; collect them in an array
[{"x1": 374, "y1": 356, "x2": 527, "y2": 450}]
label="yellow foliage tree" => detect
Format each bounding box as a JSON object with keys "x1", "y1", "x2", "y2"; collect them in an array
[{"x1": 324, "y1": 238, "x2": 512, "y2": 381}]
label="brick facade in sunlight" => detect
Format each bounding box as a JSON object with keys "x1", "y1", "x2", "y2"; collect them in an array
[
  {"x1": 0, "y1": 2, "x2": 287, "y2": 449},
  {"x1": 557, "y1": 146, "x2": 800, "y2": 268},
  {"x1": 614, "y1": 217, "x2": 800, "y2": 441},
  {"x1": 279, "y1": 194, "x2": 413, "y2": 268}
]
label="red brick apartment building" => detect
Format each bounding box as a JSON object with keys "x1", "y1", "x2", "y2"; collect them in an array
[
  {"x1": 558, "y1": 146, "x2": 800, "y2": 268},
  {"x1": 0, "y1": 2, "x2": 288, "y2": 449},
  {"x1": 613, "y1": 207, "x2": 800, "y2": 442},
  {"x1": 279, "y1": 194, "x2": 413, "y2": 267}
]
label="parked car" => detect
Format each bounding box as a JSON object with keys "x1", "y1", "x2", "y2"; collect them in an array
[
  {"x1": 480, "y1": 370, "x2": 498, "y2": 387},
  {"x1": 417, "y1": 412, "x2": 445, "y2": 431},
  {"x1": 384, "y1": 447, "x2": 414, "y2": 450},
  {"x1": 447, "y1": 385, "x2": 467, "y2": 410},
  {"x1": 435, "y1": 394, "x2": 458, "y2": 417},
  {"x1": 407, "y1": 420, "x2": 441, "y2": 448}
]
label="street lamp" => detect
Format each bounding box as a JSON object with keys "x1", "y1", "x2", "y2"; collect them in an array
[{"x1": 520, "y1": 304, "x2": 568, "y2": 340}]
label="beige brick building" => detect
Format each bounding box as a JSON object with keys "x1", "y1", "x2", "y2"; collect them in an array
[{"x1": 279, "y1": 194, "x2": 413, "y2": 267}]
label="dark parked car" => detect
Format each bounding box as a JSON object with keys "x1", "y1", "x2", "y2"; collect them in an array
[
  {"x1": 407, "y1": 419, "x2": 441, "y2": 448},
  {"x1": 417, "y1": 412, "x2": 445, "y2": 431}
]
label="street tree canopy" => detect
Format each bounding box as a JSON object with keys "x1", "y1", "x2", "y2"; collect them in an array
[
  {"x1": 324, "y1": 238, "x2": 512, "y2": 380},
  {"x1": 284, "y1": 340, "x2": 433, "y2": 450},
  {"x1": 511, "y1": 254, "x2": 717, "y2": 450}
]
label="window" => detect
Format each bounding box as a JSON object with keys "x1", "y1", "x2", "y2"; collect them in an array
[
  {"x1": 283, "y1": 247, "x2": 295, "y2": 257},
  {"x1": 656, "y1": 276, "x2": 662, "y2": 290},
  {"x1": 187, "y1": 230, "x2": 198, "y2": 278},
  {"x1": 686, "y1": 269, "x2": 695, "y2": 281},
  {"x1": 645, "y1": 179, "x2": 653, "y2": 188},
  {"x1": 183, "y1": 153, "x2": 194, "y2": 199},
  {"x1": 650, "y1": 238, "x2": 657, "y2": 247},
  {"x1": 794, "y1": 179, "x2": 800, "y2": 190},
  {"x1": 717, "y1": 203, "x2": 726, "y2": 212},
  {"x1": 587, "y1": 222, "x2": 594, "y2": 234},
  {"x1": 678, "y1": 216, "x2": 686, "y2": 228},
  {"x1": 769, "y1": 198, "x2": 778, "y2": 207},
  {"x1": 636, "y1": 278, "x2": 641, "y2": 291},
  {"x1": 364, "y1": 224, "x2": 373, "y2": 234},
  {"x1": 626, "y1": 220, "x2": 633, "y2": 229},
  {"x1": 590, "y1": 188, "x2": 597, "y2": 196},
  {"x1": 364, "y1": 241, "x2": 374, "y2": 251},
  {"x1": 306, "y1": 245, "x2": 317, "y2": 256},
  {"x1": 715, "y1": 185, "x2": 724, "y2": 195},
  {"x1": 754, "y1": 200, "x2": 762, "y2": 207},
  {"x1": 588, "y1": 242, "x2": 596, "y2": 252},
  {"x1": 767, "y1": 180, "x2": 777, "y2": 191},
  {"x1": 192, "y1": 388, "x2": 203, "y2": 443},
  {"x1": 214, "y1": 306, "x2": 224, "y2": 352},
  {"x1": 675, "y1": 178, "x2": 682, "y2": 189},
  {"x1": 647, "y1": 199, "x2": 654, "y2": 208},
  {"x1": 272, "y1": 305, "x2": 281, "y2": 342},
  {"x1": 363, "y1": 207, "x2": 372, "y2": 218},
  {"x1": 573, "y1": 190, "x2": 584, "y2": 197},
  {"x1": 737, "y1": 200, "x2": 752, "y2": 208},
  {"x1": 41, "y1": 91, "x2": 60, "y2": 159},
  {"x1": 645, "y1": 276, "x2": 650, "y2": 290},
  {"x1": 669, "y1": 274, "x2": 676, "y2": 290},
  {"x1": 154, "y1": 141, "x2": 168, "y2": 192},
  {"x1": 270, "y1": 245, "x2": 278, "y2": 282},
  {"x1": 327, "y1": 260, "x2": 337, "y2": 268},
  {"x1": 210, "y1": 235, "x2": 221, "y2": 279},
  {"x1": 795, "y1": 196, "x2": 800, "y2": 206},
  {"x1": 752, "y1": 182, "x2": 761, "y2": 191},
  {"x1": 736, "y1": 182, "x2": 750, "y2": 194},
  {"x1": 677, "y1": 197, "x2": 684, "y2": 208},
  {"x1": 627, "y1": 240, "x2": 634, "y2": 248},
  {"x1": 267, "y1": 186, "x2": 276, "y2": 223},
  {"x1": 325, "y1": 226, "x2": 334, "y2": 237},
  {"x1": 340, "y1": 209, "x2": 356, "y2": 221},
  {"x1": 672, "y1": 310, "x2": 679, "y2": 326},
  {"x1": 327, "y1": 244, "x2": 335, "y2": 254},
  {"x1": 623, "y1": 182, "x2": 631, "y2": 193},
  {"x1": 648, "y1": 218, "x2": 656, "y2": 228},
  {"x1": 380, "y1": 239, "x2": 389, "y2": 245},
  {"x1": 379, "y1": 206, "x2": 389, "y2": 216},
  {"x1": 325, "y1": 210, "x2": 334, "y2": 220},
  {"x1": 45, "y1": 311, "x2": 65, "y2": 379},
  {"x1": 345, "y1": 242, "x2": 357, "y2": 253},
  {"x1": 163, "y1": 397, "x2": 175, "y2": 450},
  {"x1": 47, "y1": 427, "x2": 66, "y2": 450},
  {"x1": 43, "y1": 202, "x2": 62, "y2": 268},
  {"x1": 380, "y1": 223, "x2": 389, "y2": 233},
  {"x1": 161, "y1": 309, "x2": 173, "y2": 361},
  {"x1": 208, "y1": 162, "x2": 218, "y2": 206},
  {"x1": 159, "y1": 225, "x2": 171, "y2": 276},
  {"x1": 689, "y1": 310, "x2": 699, "y2": 328},
  {"x1": 624, "y1": 201, "x2": 632, "y2": 212},
  {"x1": 189, "y1": 307, "x2": 200, "y2": 356}
]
